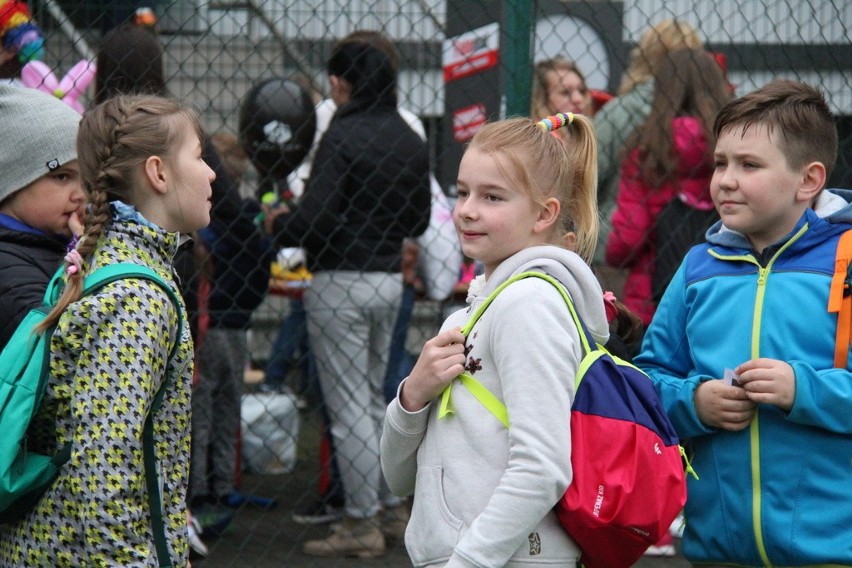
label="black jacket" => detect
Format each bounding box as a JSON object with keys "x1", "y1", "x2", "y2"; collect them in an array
[
  {"x1": 273, "y1": 97, "x2": 431, "y2": 273},
  {"x1": 199, "y1": 198, "x2": 273, "y2": 330},
  {"x1": 0, "y1": 224, "x2": 67, "y2": 350},
  {"x1": 175, "y1": 138, "x2": 249, "y2": 338}
]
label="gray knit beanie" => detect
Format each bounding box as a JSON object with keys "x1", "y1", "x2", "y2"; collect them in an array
[{"x1": 0, "y1": 83, "x2": 80, "y2": 204}]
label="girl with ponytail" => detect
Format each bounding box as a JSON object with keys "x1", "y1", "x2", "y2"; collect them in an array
[{"x1": 381, "y1": 113, "x2": 609, "y2": 567}]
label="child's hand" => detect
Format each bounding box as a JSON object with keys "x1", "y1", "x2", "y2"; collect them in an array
[
  {"x1": 399, "y1": 328, "x2": 467, "y2": 412},
  {"x1": 694, "y1": 379, "x2": 756, "y2": 431},
  {"x1": 735, "y1": 358, "x2": 796, "y2": 411},
  {"x1": 67, "y1": 210, "x2": 84, "y2": 237}
]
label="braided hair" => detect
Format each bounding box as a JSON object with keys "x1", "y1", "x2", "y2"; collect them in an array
[{"x1": 37, "y1": 94, "x2": 202, "y2": 331}]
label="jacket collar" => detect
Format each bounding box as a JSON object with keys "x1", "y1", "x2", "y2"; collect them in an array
[{"x1": 707, "y1": 188, "x2": 852, "y2": 251}]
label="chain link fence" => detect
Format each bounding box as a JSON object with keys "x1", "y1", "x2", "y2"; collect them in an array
[{"x1": 12, "y1": 0, "x2": 851, "y2": 565}]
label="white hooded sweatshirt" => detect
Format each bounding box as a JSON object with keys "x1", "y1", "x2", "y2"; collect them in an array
[{"x1": 381, "y1": 245, "x2": 609, "y2": 567}]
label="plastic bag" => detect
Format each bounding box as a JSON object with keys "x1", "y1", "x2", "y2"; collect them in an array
[{"x1": 241, "y1": 393, "x2": 300, "y2": 474}]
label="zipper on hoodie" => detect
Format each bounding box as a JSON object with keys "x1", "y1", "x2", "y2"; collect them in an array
[{"x1": 708, "y1": 223, "x2": 808, "y2": 567}]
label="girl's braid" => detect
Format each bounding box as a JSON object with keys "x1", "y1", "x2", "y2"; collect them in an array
[
  {"x1": 77, "y1": 99, "x2": 133, "y2": 262},
  {"x1": 91, "y1": 97, "x2": 132, "y2": 197}
]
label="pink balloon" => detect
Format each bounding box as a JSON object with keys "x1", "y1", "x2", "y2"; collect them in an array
[{"x1": 21, "y1": 59, "x2": 96, "y2": 114}]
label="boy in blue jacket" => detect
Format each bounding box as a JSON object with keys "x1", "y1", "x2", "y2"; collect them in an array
[{"x1": 635, "y1": 79, "x2": 852, "y2": 566}]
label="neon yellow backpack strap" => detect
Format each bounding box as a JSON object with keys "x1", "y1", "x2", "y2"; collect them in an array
[
  {"x1": 438, "y1": 271, "x2": 583, "y2": 427},
  {"x1": 439, "y1": 372, "x2": 510, "y2": 428}
]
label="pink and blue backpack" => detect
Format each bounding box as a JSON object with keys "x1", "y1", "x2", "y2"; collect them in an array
[{"x1": 440, "y1": 271, "x2": 688, "y2": 568}]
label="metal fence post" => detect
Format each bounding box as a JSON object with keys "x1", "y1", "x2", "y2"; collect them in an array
[{"x1": 502, "y1": 0, "x2": 534, "y2": 117}]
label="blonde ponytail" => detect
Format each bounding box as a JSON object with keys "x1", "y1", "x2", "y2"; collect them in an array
[{"x1": 469, "y1": 115, "x2": 599, "y2": 262}]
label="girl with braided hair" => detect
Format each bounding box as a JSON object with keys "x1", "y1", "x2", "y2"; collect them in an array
[
  {"x1": 0, "y1": 94, "x2": 215, "y2": 566},
  {"x1": 381, "y1": 113, "x2": 607, "y2": 567}
]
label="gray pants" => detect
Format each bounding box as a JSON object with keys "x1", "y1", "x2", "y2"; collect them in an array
[
  {"x1": 304, "y1": 271, "x2": 402, "y2": 518},
  {"x1": 190, "y1": 327, "x2": 247, "y2": 500}
]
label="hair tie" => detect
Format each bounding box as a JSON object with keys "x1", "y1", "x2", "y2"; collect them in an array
[
  {"x1": 536, "y1": 112, "x2": 574, "y2": 132},
  {"x1": 65, "y1": 234, "x2": 80, "y2": 253},
  {"x1": 64, "y1": 249, "x2": 83, "y2": 276},
  {"x1": 602, "y1": 290, "x2": 618, "y2": 323}
]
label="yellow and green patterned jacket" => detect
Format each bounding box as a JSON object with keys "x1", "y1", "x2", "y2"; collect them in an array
[{"x1": 0, "y1": 218, "x2": 193, "y2": 567}]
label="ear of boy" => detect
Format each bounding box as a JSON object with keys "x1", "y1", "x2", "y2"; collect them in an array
[{"x1": 797, "y1": 161, "x2": 827, "y2": 205}]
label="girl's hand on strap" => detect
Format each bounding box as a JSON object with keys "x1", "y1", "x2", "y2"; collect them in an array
[{"x1": 400, "y1": 327, "x2": 466, "y2": 412}]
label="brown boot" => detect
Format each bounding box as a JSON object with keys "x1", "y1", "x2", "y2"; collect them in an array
[
  {"x1": 302, "y1": 516, "x2": 387, "y2": 558},
  {"x1": 381, "y1": 502, "x2": 410, "y2": 545}
]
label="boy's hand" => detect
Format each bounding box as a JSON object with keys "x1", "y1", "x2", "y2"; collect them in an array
[
  {"x1": 694, "y1": 380, "x2": 756, "y2": 431},
  {"x1": 399, "y1": 328, "x2": 467, "y2": 412},
  {"x1": 735, "y1": 358, "x2": 796, "y2": 411}
]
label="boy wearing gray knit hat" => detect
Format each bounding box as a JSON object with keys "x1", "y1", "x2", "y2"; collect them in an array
[
  {"x1": 0, "y1": 83, "x2": 80, "y2": 203},
  {"x1": 0, "y1": 83, "x2": 84, "y2": 350}
]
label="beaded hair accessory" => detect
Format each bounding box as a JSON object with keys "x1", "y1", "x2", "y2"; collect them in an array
[{"x1": 536, "y1": 112, "x2": 574, "y2": 132}]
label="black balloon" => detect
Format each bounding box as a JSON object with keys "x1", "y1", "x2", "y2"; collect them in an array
[{"x1": 238, "y1": 78, "x2": 316, "y2": 181}]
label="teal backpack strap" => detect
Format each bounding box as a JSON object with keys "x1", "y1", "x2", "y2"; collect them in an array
[
  {"x1": 111, "y1": 266, "x2": 182, "y2": 568},
  {"x1": 101, "y1": 265, "x2": 182, "y2": 568},
  {"x1": 55, "y1": 263, "x2": 181, "y2": 567},
  {"x1": 438, "y1": 271, "x2": 589, "y2": 428},
  {"x1": 81, "y1": 263, "x2": 184, "y2": 363},
  {"x1": 43, "y1": 266, "x2": 68, "y2": 306}
]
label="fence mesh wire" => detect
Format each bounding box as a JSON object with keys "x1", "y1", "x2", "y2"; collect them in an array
[{"x1": 13, "y1": 0, "x2": 851, "y2": 565}]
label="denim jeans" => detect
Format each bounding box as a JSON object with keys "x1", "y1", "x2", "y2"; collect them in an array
[
  {"x1": 383, "y1": 284, "x2": 416, "y2": 403},
  {"x1": 263, "y1": 298, "x2": 318, "y2": 399}
]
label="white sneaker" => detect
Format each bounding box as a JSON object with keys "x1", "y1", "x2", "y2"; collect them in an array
[
  {"x1": 670, "y1": 511, "x2": 685, "y2": 539},
  {"x1": 188, "y1": 514, "x2": 208, "y2": 558},
  {"x1": 644, "y1": 543, "x2": 676, "y2": 557},
  {"x1": 645, "y1": 532, "x2": 676, "y2": 557}
]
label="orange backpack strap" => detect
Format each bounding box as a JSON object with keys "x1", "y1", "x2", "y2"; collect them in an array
[{"x1": 828, "y1": 229, "x2": 852, "y2": 368}]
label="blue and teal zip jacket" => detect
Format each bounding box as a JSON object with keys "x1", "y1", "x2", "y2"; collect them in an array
[{"x1": 635, "y1": 189, "x2": 852, "y2": 567}]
